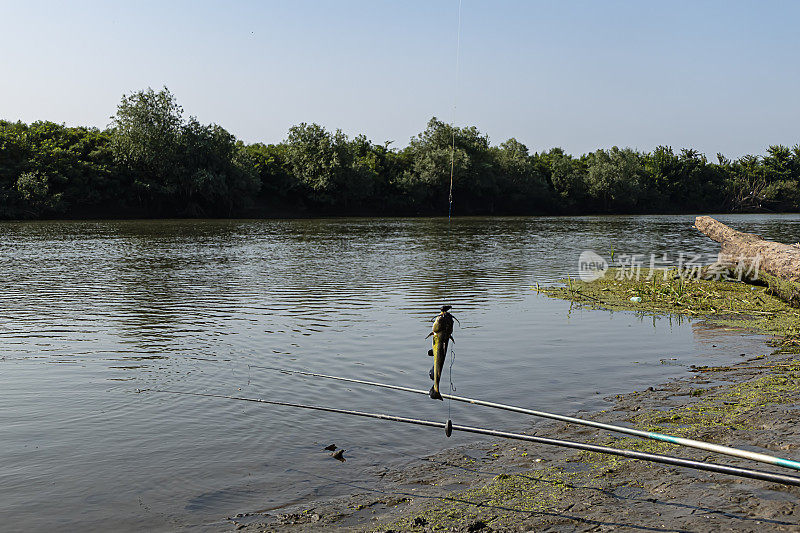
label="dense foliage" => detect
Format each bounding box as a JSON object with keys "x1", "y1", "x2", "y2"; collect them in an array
[{"x1": 1, "y1": 87, "x2": 798, "y2": 219}]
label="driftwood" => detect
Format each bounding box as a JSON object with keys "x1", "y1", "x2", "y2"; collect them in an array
[{"x1": 695, "y1": 216, "x2": 800, "y2": 307}]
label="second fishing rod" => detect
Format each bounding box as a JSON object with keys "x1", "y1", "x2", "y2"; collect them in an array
[
  {"x1": 148, "y1": 388, "x2": 800, "y2": 488},
  {"x1": 249, "y1": 364, "x2": 800, "y2": 473}
]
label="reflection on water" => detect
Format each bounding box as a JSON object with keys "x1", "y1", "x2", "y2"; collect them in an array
[{"x1": 0, "y1": 214, "x2": 797, "y2": 531}]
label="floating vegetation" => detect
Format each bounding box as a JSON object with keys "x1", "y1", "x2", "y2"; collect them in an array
[{"x1": 536, "y1": 268, "x2": 800, "y2": 339}]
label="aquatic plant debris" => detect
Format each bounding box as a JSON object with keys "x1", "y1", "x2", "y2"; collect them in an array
[{"x1": 537, "y1": 268, "x2": 800, "y2": 338}]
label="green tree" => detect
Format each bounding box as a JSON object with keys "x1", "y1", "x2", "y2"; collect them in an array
[
  {"x1": 110, "y1": 86, "x2": 184, "y2": 204},
  {"x1": 15, "y1": 170, "x2": 63, "y2": 215},
  {"x1": 404, "y1": 117, "x2": 497, "y2": 213},
  {"x1": 585, "y1": 147, "x2": 645, "y2": 212},
  {"x1": 763, "y1": 145, "x2": 793, "y2": 183},
  {"x1": 537, "y1": 148, "x2": 586, "y2": 209},
  {"x1": 242, "y1": 142, "x2": 299, "y2": 212},
  {"x1": 492, "y1": 138, "x2": 551, "y2": 213},
  {"x1": 285, "y1": 122, "x2": 350, "y2": 206},
  {"x1": 109, "y1": 87, "x2": 260, "y2": 215},
  {"x1": 3, "y1": 94, "x2": 800, "y2": 219},
  {"x1": 758, "y1": 145, "x2": 800, "y2": 210},
  {"x1": 177, "y1": 118, "x2": 260, "y2": 215}
]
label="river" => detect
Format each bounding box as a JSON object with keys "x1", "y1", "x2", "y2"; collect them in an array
[{"x1": 1, "y1": 214, "x2": 798, "y2": 531}]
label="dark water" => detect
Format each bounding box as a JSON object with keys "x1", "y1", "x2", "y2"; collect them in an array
[{"x1": 1, "y1": 214, "x2": 798, "y2": 531}]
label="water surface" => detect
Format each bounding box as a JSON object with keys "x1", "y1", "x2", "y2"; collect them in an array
[{"x1": 1, "y1": 214, "x2": 798, "y2": 531}]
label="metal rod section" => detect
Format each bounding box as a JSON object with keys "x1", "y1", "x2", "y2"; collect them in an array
[
  {"x1": 151, "y1": 389, "x2": 800, "y2": 487},
  {"x1": 250, "y1": 365, "x2": 800, "y2": 472}
]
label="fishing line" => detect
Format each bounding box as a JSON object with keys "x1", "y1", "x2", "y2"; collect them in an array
[
  {"x1": 443, "y1": 0, "x2": 463, "y2": 433},
  {"x1": 144, "y1": 389, "x2": 800, "y2": 488},
  {"x1": 447, "y1": 0, "x2": 462, "y2": 221},
  {"x1": 449, "y1": 346, "x2": 457, "y2": 394},
  {"x1": 446, "y1": 0, "x2": 462, "y2": 220},
  {"x1": 447, "y1": 345, "x2": 454, "y2": 426}
]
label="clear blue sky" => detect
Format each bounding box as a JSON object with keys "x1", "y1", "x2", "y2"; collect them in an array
[{"x1": 1, "y1": 0, "x2": 798, "y2": 157}]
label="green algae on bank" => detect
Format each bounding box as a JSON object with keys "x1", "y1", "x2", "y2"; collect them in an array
[
  {"x1": 535, "y1": 268, "x2": 800, "y2": 338},
  {"x1": 373, "y1": 352, "x2": 800, "y2": 533},
  {"x1": 380, "y1": 466, "x2": 582, "y2": 532},
  {"x1": 579, "y1": 357, "x2": 800, "y2": 461}
]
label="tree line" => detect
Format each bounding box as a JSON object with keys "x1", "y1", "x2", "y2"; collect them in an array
[{"x1": 1, "y1": 87, "x2": 798, "y2": 219}]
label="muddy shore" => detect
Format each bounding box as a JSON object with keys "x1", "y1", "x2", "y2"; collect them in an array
[{"x1": 225, "y1": 275, "x2": 800, "y2": 532}]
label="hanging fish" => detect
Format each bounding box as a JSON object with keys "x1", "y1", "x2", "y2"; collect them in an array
[{"x1": 426, "y1": 305, "x2": 455, "y2": 400}]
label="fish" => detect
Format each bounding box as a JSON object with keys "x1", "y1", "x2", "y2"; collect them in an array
[{"x1": 426, "y1": 305, "x2": 455, "y2": 400}]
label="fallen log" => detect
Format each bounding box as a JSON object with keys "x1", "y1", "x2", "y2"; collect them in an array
[{"x1": 695, "y1": 216, "x2": 800, "y2": 307}]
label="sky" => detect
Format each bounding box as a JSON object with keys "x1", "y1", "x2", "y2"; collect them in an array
[{"x1": 1, "y1": 0, "x2": 798, "y2": 158}]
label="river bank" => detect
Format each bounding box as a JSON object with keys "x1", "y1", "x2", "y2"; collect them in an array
[{"x1": 226, "y1": 273, "x2": 800, "y2": 532}]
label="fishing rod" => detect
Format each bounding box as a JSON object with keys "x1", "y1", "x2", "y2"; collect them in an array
[
  {"x1": 249, "y1": 365, "x2": 800, "y2": 473},
  {"x1": 147, "y1": 388, "x2": 800, "y2": 487}
]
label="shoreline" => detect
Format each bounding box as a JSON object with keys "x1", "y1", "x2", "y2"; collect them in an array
[
  {"x1": 226, "y1": 276, "x2": 800, "y2": 532},
  {"x1": 2, "y1": 212, "x2": 800, "y2": 223}
]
